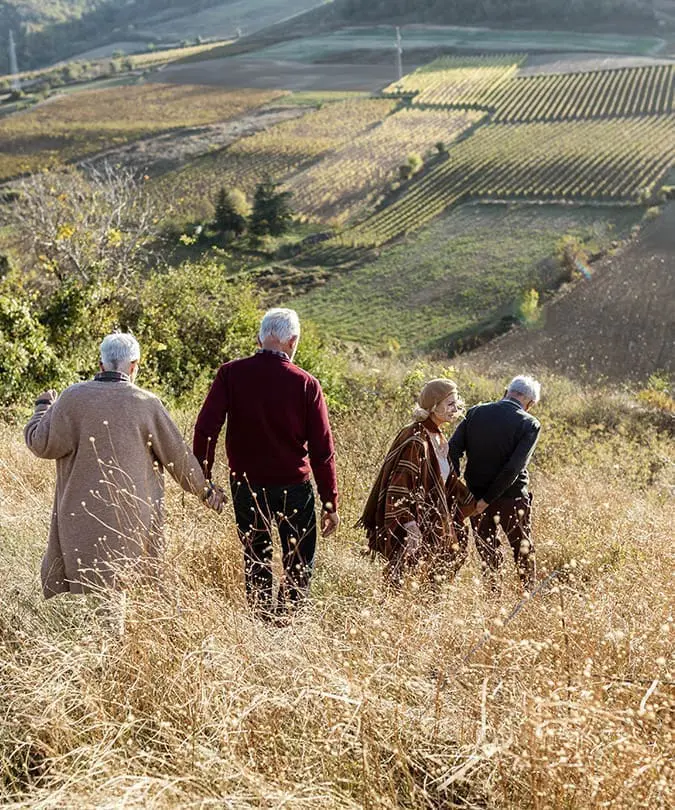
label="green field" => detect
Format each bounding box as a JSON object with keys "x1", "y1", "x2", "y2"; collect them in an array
[
  {"x1": 293, "y1": 204, "x2": 644, "y2": 350},
  {"x1": 241, "y1": 25, "x2": 665, "y2": 62}
]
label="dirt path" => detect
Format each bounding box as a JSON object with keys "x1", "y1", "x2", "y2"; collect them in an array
[
  {"x1": 80, "y1": 104, "x2": 306, "y2": 176},
  {"x1": 467, "y1": 205, "x2": 675, "y2": 384}
]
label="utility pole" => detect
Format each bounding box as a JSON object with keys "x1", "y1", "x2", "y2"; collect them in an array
[
  {"x1": 395, "y1": 26, "x2": 403, "y2": 84},
  {"x1": 9, "y1": 30, "x2": 21, "y2": 92}
]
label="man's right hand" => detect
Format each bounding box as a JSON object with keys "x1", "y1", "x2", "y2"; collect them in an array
[
  {"x1": 475, "y1": 499, "x2": 489, "y2": 515},
  {"x1": 321, "y1": 510, "x2": 340, "y2": 537}
]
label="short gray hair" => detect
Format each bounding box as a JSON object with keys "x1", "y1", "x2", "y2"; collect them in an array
[
  {"x1": 100, "y1": 332, "x2": 140, "y2": 372},
  {"x1": 507, "y1": 375, "x2": 541, "y2": 404},
  {"x1": 259, "y1": 308, "x2": 300, "y2": 344}
]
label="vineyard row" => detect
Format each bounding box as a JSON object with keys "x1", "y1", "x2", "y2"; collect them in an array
[{"x1": 336, "y1": 116, "x2": 675, "y2": 247}]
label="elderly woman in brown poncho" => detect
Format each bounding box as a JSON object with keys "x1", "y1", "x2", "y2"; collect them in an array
[{"x1": 358, "y1": 379, "x2": 476, "y2": 585}]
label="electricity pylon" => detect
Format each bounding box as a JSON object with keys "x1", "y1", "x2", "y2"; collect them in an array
[{"x1": 9, "y1": 30, "x2": 21, "y2": 92}]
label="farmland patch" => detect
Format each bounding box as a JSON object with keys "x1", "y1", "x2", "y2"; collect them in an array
[{"x1": 293, "y1": 204, "x2": 643, "y2": 351}]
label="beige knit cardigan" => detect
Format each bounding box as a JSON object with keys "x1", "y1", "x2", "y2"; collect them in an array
[{"x1": 25, "y1": 378, "x2": 207, "y2": 597}]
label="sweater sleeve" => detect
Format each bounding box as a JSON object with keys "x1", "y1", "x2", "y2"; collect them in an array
[
  {"x1": 483, "y1": 420, "x2": 541, "y2": 504},
  {"x1": 150, "y1": 401, "x2": 207, "y2": 496},
  {"x1": 192, "y1": 365, "x2": 229, "y2": 479},
  {"x1": 306, "y1": 378, "x2": 338, "y2": 510},
  {"x1": 24, "y1": 399, "x2": 73, "y2": 460}
]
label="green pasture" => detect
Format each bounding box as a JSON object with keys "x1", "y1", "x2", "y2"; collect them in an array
[
  {"x1": 293, "y1": 204, "x2": 644, "y2": 351},
  {"x1": 241, "y1": 25, "x2": 664, "y2": 62}
]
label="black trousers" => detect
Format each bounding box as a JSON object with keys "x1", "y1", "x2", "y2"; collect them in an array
[{"x1": 230, "y1": 477, "x2": 317, "y2": 612}]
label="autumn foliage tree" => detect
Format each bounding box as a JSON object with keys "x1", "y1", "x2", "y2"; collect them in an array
[{"x1": 6, "y1": 164, "x2": 160, "y2": 285}]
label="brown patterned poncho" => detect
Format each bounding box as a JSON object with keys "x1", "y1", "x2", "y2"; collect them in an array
[{"x1": 358, "y1": 418, "x2": 475, "y2": 568}]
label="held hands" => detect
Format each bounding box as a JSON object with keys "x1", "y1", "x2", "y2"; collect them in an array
[
  {"x1": 321, "y1": 509, "x2": 340, "y2": 537},
  {"x1": 474, "y1": 498, "x2": 489, "y2": 515},
  {"x1": 201, "y1": 481, "x2": 227, "y2": 515}
]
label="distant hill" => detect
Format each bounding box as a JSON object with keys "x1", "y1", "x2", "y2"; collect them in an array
[
  {"x1": 0, "y1": 1, "x2": 226, "y2": 70},
  {"x1": 317, "y1": 0, "x2": 658, "y2": 30}
]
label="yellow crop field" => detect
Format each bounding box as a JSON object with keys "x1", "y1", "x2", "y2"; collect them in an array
[
  {"x1": 385, "y1": 54, "x2": 525, "y2": 107},
  {"x1": 286, "y1": 108, "x2": 485, "y2": 225},
  {"x1": 0, "y1": 84, "x2": 283, "y2": 181}
]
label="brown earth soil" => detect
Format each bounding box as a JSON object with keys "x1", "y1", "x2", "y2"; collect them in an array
[
  {"x1": 467, "y1": 204, "x2": 675, "y2": 384},
  {"x1": 79, "y1": 104, "x2": 306, "y2": 177},
  {"x1": 148, "y1": 57, "x2": 405, "y2": 91}
]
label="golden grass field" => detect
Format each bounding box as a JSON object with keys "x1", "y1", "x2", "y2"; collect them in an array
[
  {"x1": 1, "y1": 369, "x2": 672, "y2": 808},
  {"x1": 0, "y1": 84, "x2": 283, "y2": 182}
]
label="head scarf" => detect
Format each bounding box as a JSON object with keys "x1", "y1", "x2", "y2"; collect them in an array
[{"x1": 412, "y1": 378, "x2": 458, "y2": 422}]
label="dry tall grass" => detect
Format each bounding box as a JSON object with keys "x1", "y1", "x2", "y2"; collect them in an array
[{"x1": 0, "y1": 374, "x2": 672, "y2": 808}]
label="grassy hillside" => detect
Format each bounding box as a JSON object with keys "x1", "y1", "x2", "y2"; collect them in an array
[
  {"x1": 306, "y1": 0, "x2": 659, "y2": 32},
  {"x1": 1, "y1": 1, "x2": 228, "y2": 69},
  {"x1": 0, "y1": 368, "x2": 672, "y2": 807},
  {"x1": 293, "y1": 204, "x2": 644, "y2": 350}
]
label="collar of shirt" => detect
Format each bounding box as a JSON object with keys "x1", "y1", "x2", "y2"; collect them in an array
[
  {"x1": 94, "y1": 371, "x2": 130, "y2": 383},
  {"x1": 256, "y1": 348, "x2": 290, "y2": 361}
]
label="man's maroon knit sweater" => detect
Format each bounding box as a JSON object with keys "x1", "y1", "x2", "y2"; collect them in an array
[{"x1": 193, "y1": 351, "x2": 338, "y2": 509}]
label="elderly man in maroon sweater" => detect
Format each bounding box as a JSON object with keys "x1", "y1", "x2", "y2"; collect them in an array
[{"x1": 193, "y1": 308, "x2": 339, "y2": 615}]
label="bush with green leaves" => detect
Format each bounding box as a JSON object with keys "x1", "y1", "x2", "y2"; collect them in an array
[
  {"x1": 109, "y1": 261, "x2": 260, "y2": 400},
  {"x1": 0, "y1": 289, "x2": 65, "y2": 406}
]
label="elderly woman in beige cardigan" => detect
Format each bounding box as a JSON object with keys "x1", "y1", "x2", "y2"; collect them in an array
[{"x1": 25, "y1": 333, "x2": 224, "y2": 598}]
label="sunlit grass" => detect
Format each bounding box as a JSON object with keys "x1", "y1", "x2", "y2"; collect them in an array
[{"x1": 1, "y1": 371, "x2": 672, "y2": 807}]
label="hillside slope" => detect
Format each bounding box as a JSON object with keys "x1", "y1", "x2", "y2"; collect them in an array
[
  {"x1": 1, "y1": 1, "x2": 226, "y2": 69},
  {"x1": 469, "y1": 204, "x2": 675, "y2": 383}
]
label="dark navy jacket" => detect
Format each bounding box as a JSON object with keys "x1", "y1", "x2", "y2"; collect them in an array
[{"x1": 449, "y1": 398, "x2": 540, "y2": 503}]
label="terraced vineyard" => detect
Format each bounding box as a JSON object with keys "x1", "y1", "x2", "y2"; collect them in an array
[
  {"x1": 486, "y1": 64, "x2": 675, "y2": 122},
  {"x1": 154, "y1": 98, "x2": 395, "y2": 219},
  {"x1": 286, "y1": 108, "x2": 485, "y2": 225},
  {"x1": 335, "y1": 116, "x2": 675, "y2": 247},
  {"x1": 384, "y1": 54, "x2": 525, "y2": 107}
]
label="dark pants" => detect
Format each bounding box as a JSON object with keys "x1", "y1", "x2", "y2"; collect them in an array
[
  {"x1": 470, "y1": 495, "x2": 535, "y2": 591},
  {"x1": 230, "y1": 477, "x2": 317, "y2": 613}
]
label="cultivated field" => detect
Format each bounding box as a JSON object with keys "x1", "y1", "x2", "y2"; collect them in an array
[
  {"x1": 287, "y1": 108, "x2": 484, "y2": 225},
  {"x1": 469, "y1": 202, "x2": 675, "y2": 383},
  {"x1": 486, "y1": 64, "x2": 675, "y2": 121},
  {"x1": 0, "y1": 84, "x2": 282, "y2": 182},
  {"x1": 152, "y1": 98, "x2": 396, "y2": 220},
  {"x1": 383, "y1": 54, "x2": 526, "y2": 106},
  {"x1": 294, "y1": 204, "x2": 643, "y2": 350},
  {"x1": 336, "y1": 116, "x2": 675, "y2": 247},
  {"x1": 1, "y1": 371, "x2": 672, "y2": 808},
  {"x1": 233, "y1": 26, "x2": 665, "y2": 62}
]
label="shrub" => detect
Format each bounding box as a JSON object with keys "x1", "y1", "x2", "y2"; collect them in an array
[
  {"x1": 407, "y1": 152, "x2": 424, "y2": 174},
  {"x1": 0, "y1": 288, "x2": 64, "y2": 405},
  {"x1": 214, "y1": 187, "x2": 250, "y2": 239},
  {"x1": 123, "y1": 260, "x2": 261, "y2": 400},
  {"x1": 519, "y1": 288, "x2": 540, "y2": 324}
]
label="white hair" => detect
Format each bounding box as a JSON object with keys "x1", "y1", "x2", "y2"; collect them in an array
[
  {"x1": 507, "y1": 375, "x2": 541, "y2": 404},
  {"x1": 259, "y1": 308, "x2": 300, "y2": 344},
  {"x1": 100, "y1": 332, "x2": 140, "y2": 372}
]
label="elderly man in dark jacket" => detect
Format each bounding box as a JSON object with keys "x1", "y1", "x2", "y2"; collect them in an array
[{"x1": 449, "y1": 375, "x2": 541, "y2": 592}]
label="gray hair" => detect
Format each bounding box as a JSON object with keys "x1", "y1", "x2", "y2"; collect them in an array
[
  {"x1": 100, "y1": 332, "x2": 140, "y2": 372},
  {"x1": 259, "y1": 308, "x2": 300, "y2": 344},
  {"x1": 507, "y1": 375, "x2": 541, "y2": 404}
]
